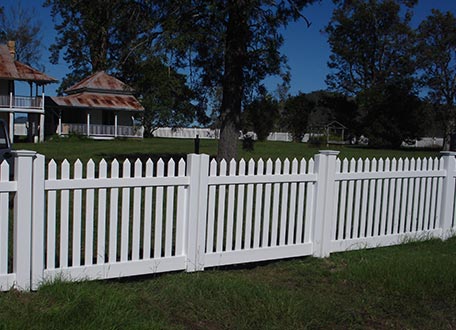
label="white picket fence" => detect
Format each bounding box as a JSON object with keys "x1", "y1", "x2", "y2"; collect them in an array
[{"x1": 0, "y1": 150, "x2": 455, "y2": 291}]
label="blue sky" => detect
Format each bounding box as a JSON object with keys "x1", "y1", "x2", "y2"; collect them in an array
[{"x1": 3, "y1": 0, "x2": 456, "y2": 96}]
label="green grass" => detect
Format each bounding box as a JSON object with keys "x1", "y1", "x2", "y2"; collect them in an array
[
  {"x1": 1, "y1": 237, "x2": 455, "y2": 329},
  {"x1": 14, "y1": 136, "x2": 441, "y2": 164}
]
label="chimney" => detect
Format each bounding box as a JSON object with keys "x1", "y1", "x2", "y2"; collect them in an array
[{"x1": 7, "y1": 41, "x2": 15, "y2": 60}]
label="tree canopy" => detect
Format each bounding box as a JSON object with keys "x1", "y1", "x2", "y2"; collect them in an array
[
  {"x1": 416, "y1": 9, "x2": 456, "y2": 149},
  {"x1": 159, "y1": 0, "x2": 316, "y2": 160},
  {"x1": 325, "y1": 0, "x2": 416, "y2": 96},
  {"x1": 0, "y1": 2, "x2": 43, "y2": 66}
]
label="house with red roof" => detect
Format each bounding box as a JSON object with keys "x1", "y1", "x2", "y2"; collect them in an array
[
  {"x1": 46, "y1": 71, "x2": 144, "y2": 139},
  {"x1": 0, "y1": 41, "x2": 57, "y2": 142}
]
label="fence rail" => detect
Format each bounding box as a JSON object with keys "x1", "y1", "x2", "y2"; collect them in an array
[{"x1": 0, "y1": 150, "x2": 455, "y2": 291}]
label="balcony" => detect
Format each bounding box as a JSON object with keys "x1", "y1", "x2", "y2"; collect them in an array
[
  {"x1": 0, "y1": 93, "x2": 44, "y2": 113},
  {"x1": 61, "y1": 123, "x2": 144, "y2": 138}
]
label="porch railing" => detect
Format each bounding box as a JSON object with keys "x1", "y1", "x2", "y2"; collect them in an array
[
  {"x1": 0, "y1": 93, "x2": 44, "y2": 111},
  {"x1": 61, "y1": 123, "x2": 144, "y2": 138}
]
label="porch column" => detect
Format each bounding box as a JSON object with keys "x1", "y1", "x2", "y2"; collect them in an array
[
  {"x1": 114, "y1": 112, "x2": 118, "y2": 137},
  {"x1": 58, "y1": 112, "x2": 62, "y2": 135},
  {"x1": 9, "y1": 112, "x2": 14, "y2": 143},
  {"x1": 87, "y1": 112, "x2": 90, "y2": 137},
  {"x1": 39, "y1": 113, "x2": 45, "y2": 142}
]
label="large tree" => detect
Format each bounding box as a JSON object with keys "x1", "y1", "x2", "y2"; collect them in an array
[
  {"x1": 416, "y1": 10, "x2": 456, "y2": 150},
  {"x1": 159, "y1": 0, "x2": 315, "y2": 160},
  {"x1": 325, "y1": 0, "x2": 420, "y2": 146},
  {"x1": 0, "y1": 2, "x2": 42, "y2": 66},
  {"x1": 325, "y1": 0, "x2": 416, "y2": 97}
]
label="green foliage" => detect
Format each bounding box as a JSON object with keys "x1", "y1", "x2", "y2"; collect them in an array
[
  {"x1": 0, "y1": 1, "x2": 42, "y2": 66},
  {"x1": 326, "y1": 0, "x2": 416, "y2": 95},
  {"x1": 282, "y1": 93, "x2": 314, "y2": 142},
  {"x1": 416, "y1": 9, "x2": 456, "y2": 149},
  {"x1": 416, "y1": 9, "x2": 456, "y2": 107},
  {"x1": 360, "y1": 83, "x2": 424, "y2": 148},
  {"x1": 45, "y1": 0, "x2": 158, "y2": 93},
  {"x1": 243, "y1": 96, "x2": 278, "y2": 141}
]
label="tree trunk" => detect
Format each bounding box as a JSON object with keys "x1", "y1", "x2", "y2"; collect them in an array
[{"x1": 217, "y1": 1, "x2": 249, "y2": 162}]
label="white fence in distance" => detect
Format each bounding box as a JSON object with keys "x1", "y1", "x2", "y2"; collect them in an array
[{"x1": 0, "y1": 150, "x2": 455, "y2": 291}]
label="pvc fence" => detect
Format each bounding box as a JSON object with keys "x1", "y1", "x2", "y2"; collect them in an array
[{"x1": 0, "y1": 150, "x2": 455, "y2": 291}]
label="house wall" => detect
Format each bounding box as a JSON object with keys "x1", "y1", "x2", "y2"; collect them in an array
[
  {"x1": 0, "y1": 81, "x2": 9, "y2": 95},
  {"x1": 117, "y1": 111, "x2": 134, "y2": 126}
]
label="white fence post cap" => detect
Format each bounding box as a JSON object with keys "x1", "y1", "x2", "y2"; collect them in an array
[
  {"x1": 440, "y1": 151, "x2": 456, "y2": 157},
  {"x1": 318, "y1": 150, "x2": 340, "y2": 156},
  {"x1": 12, "y1": 150, "x2": 37, "y2": 157}
]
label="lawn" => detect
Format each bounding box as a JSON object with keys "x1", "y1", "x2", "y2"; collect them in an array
[
  {"x1": 1, "y1": 237, "x2": 455, "y2": 329},
  {"x1": 14, "y1": 136, "x2": 441, "y2": 164}
]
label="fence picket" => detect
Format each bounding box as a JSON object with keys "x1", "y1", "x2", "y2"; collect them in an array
[
  {"x1": 270, "y1": 159, "x2": 281, "y2": 246},
  {"x1": 226, "y1": 159, "x2": 237, "y2": 251},
  {"x1": 417, "y1": 158, "x2": 427, "y2": 231},
  {"x1": 175, "y1": 159, "x2": 186, "y2": 255},
  {"x1": 387, "y1": 158, "x2": 397, "y2": 235},
  {"x1": 379, "y1": 159, "x2": 390, "y2": 236},
  {"x1": 143, "y1": 160, "x2": 153, "y2": 259},
  {"x1": 164, "y1": 160, "x2": 175, "y2": 258},
  {"x1": 60, "y1": 160, "x2": 70, "y2": 268},
  {"x1": 108, "y1": 160, "x2": 119, "y2": 262},
  {"x1": 132, "y1": 160, "x2": 143, "y2": 260},
  {"x1": 206, "y1": 160, "x2": 217, "y2": 253},
  {"x1": 235, "y1": 160, "x2": 246, "y2": 250},
  {"x1": 411, "y1": 159, "x2": 422, "y2": 232},
  {"x1": 395, "y1": 158, "x2": 413, "y2": 234},
  {"x1": 303, "y1": 159, "x2": 314, "y2": 243},
  {"x1": 366, "y1": 159, "x2": 377, "y2": 237},
  {"x1": 338, "y1": 159, "x2": 348, "y2": 240},
  {"x1": 72, "y1": 160, "x2": 83, "y2": 266},
  {"x1": 405, "y1": 159, "x2": 416, "y2": 233},
  {"x1": 423, "y1": 158, "x2": 433, "y2": 230},
  {"x1": 244, "y1": 160, "x2": 255, "y2": 249},
  {"x1": 261, "y1": 159, "x2": 273, "y2": 247},
  {"x1": 47, "y1": 161, "x2": 57, "y2": 269},
  {"x1": 352, "y1": 158, "x2": 363, "y2": 239},
  {"x1": 85, "y1": 160, "x2": 95, "y2": 265},
  {"x1": 295, "y1": 159, "x2": 307, "y2": 243},
  {"x1": 429, "y1": 158, "x2": 439, "y2": 229},
  {"x1": 0, "y1": 162, "x2": 9, "y2": 274},
  {"x1": 97, "y1": 160, "x2": 107, "y2": 264},
  {"x1": 253, "y1": 159, "x2": 264, "y2": 248},
  {"x1": 279, "y1": 159, "x2": 290, "y2": 246},
  {"x1": 287, "y1": 159, "x2": 298, "y2": 244},
  {"x1": 216, "y1": 160, "x2": 227, "y2": 252},
  {"x1": 121, "y1": 160, "x2": 131, "y2": 262},
  {"x1": 359, "y1": 159, "x2": 370, "y2": 238},
  {"x1": 373, "y1": 159, "x2": 384, "y2": 236},
  {"x1": 154, "y1": 159, "x2": 164, "y2": 258}
]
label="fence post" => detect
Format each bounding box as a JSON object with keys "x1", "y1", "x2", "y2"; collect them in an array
[
  {"x1": 312, "y1": 150, "x2": 339, "y2": 258},
  {"x1": 439, "y1": 151, "x2": 456, "y2": 239},
  {"x1": 31, "y1": 154, "x2": 45, "y2": 290},
  {"x1": 185, "y1": 153, "x2": 210, "y2": 272},
  {"x1": 13, "y1": 150, "x2": 37, "y2": 290}
]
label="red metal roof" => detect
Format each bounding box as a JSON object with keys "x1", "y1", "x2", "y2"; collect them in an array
[
  {"x1": 0, "y1": 45, "x2": 57, "y2": 84},
  {"x1": 51, "y1": 93, "x2": 144, "y2": 112},
  {"x1": 52, "y1": 71, "x2": 144, "y2": 112},
  {"x1": 65, "y1": 71, "x2": 133, "y2": 94}
]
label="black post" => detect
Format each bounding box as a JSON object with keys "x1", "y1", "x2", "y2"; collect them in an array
[{"x1": 194, "y1": 134, "x2": 200, "y2": 154}]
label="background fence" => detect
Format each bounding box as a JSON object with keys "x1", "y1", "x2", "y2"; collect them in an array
[{"x1": 0, "y1": 150, "x2": 455, "y2": 291}]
